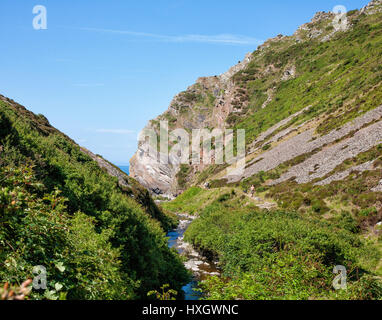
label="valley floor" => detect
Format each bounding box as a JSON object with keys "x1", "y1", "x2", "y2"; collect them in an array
[{"x1": 161, "y1": 186, "x2": 382, "y2": 300}]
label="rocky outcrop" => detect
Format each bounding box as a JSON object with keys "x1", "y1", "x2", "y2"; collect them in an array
[
  {"x1": 361, "y1": 0, "x2": 382, "y2": 15},
  {"x1": 220, "y1": 52, "x2": 253, "y2": 84},
  {"x1": 315, "y1": 161, "x2": 376, "y2": 186},
  {"x1": 130, "y1": 52, "x2": 253, "y2": 196},
  {"x1": 281, "y1": 65, "x2": 296, "y2": 81},
  {"x1": 270, "y1": 110, "x2": 382, "y2": 185},
  {"x1": 372, "y1": 179, "x2": 382, "y2": 192},
  {"x1": 247, "y1": 106, "x2": 312, "y2": 154},
  {"x1": 129, "y1": 143, "x2": 181, "y2": 195}
]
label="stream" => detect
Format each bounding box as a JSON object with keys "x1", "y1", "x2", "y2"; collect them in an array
[{"x1": 166, "y1": 213, "x2": 220, "y2": 300}]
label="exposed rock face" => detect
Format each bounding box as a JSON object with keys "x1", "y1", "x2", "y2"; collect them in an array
[
  {"x1": 130, "y1": 53, "x2": 253, "y2": 196},
  {"x1": 129, "y1": 143, "x2": 180, "y2": 195},
  {"x1": 220, "y1": 52, "x2": 253, "y2": 84},
  {"x1": 315, "y1": 161, "x2": 376, "y2": 186},
  {"x1": 361, "y1": 0, "x2": 382, "y2": 15},
  {"x1": 227, "y1": 105, "x2": 382, "y2": 184},
  {"x1": 281, "y1": 65, "x2": 296, "y2": 81},
  {"x1": 247, "y1": 106, "x2": 311, "y2": 153},
  {"x1": 373, "y1": 180, "x2": 382, "y2": 192},
  {"x1": 271, "y1": 117, "x2": 382, "y2": 185}
]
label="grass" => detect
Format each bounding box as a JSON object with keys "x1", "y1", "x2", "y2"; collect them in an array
[{"x1": 162, "y1": 187, "x2": 222, "y2": 214}]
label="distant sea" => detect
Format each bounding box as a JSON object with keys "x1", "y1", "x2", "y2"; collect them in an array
[{"x1": 119, "y1": 166, "x2": 129, "y2": 175}]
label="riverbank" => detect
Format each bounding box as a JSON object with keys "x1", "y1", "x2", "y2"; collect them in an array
[{"x1": 167, "y1": 213, "x2": 220, "y2": 300}]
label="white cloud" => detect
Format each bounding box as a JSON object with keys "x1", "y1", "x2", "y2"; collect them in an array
[
  {"x1": 96, "y1": 129, "x2": 135, "y2": 135},
  {"x1": 77, "y1": 27, "x2": 263, "y2": 46}
]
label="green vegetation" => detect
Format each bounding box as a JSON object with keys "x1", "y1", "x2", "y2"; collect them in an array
[
  {"x1": 267, "y1": 144, "x2": 382, "y2": 217},
  {"x1": 147, "y1": 284, "x2": 178, "y2": 300},
  {"x1": 0, "y1": 99, "x2": 189, "y2": 299},
  {"x1": 232, "y1": 9, "x2": 382, "y2": 147},
  {"x1": 165, "y1": 187, "x2": 382, "y2": 300},
  {"x1": 162, "y1": 187, "x2": 215, "y2": 214},
  {"x1": 194, "y1": 164, "x2": 229, "y2": 185},
  {"x1": 176, "y1": 164, "x2": 192, "y2": 189}
]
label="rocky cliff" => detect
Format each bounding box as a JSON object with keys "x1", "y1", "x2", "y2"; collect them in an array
[{"x1": 130, "y1": 0, "x2": 382, "y2": 197}]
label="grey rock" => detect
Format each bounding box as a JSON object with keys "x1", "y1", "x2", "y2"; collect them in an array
[
  {"x1": 229, "y1": 105, "x2": 382, "y2": 184},
  {"x1": 314, "y1": 161, "x2": 375, "y2": 186}
]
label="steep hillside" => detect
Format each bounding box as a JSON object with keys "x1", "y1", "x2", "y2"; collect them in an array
[
  {"x1": 0, "y1": 95, "x2": 189, "y2": 299},
  {"x1": 130, "y1": 0, "x2": 382, "y2": 197}
]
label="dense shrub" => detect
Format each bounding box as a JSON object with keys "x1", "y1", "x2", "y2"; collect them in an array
[
  {"x1": 182, "y1": 193, "x2": 381, "y2": 300},
  {"x1": 0, "y1": 101, "x2": 189, "y2": 299}
]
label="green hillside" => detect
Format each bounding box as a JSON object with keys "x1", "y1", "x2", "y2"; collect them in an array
[
  {"x1": 0, "y1": 96, "x2": 189, "y2": 300},
  {"x1": 230, "y1": 7, "x2": 382, "y2": 144}
]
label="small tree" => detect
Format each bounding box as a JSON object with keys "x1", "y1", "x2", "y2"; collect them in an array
[{"x1": 147, "y1": 284, "x2": 177, "y2": 300}]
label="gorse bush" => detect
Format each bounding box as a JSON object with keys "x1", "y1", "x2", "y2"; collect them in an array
[
  {"x1": 0, "y1": 100, "x2": 189, "y2": 299},
  {"x1": 0, "y1": 164, "x2": 128, "y2": 300}
]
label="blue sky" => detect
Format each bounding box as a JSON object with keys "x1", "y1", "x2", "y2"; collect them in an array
[{"x1": 0, "y1": 0, "x2": 369, "y2": 165}]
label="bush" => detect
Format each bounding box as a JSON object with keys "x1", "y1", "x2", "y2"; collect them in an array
[
  {"x1": 262, "y1": 144, "x2": 271, "y2": 151},
  {"x1": 359, "y1": 207, "x2": 377, "y2": 217},
  {"x1": 0, "y1": 102, "x2": 189, "y2": 299},
  {"x1": 184, "y1": 196, "x2": 381, "y2": 300},
  {"x1": 176, "y1": 164, "x2": 192, "y2": 189}
]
